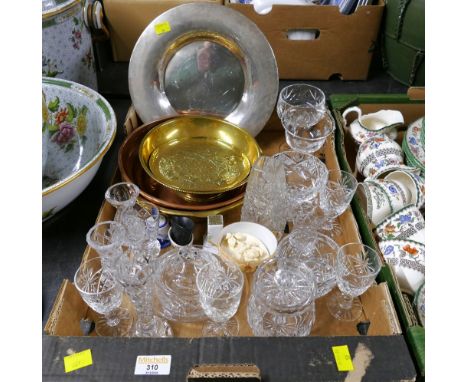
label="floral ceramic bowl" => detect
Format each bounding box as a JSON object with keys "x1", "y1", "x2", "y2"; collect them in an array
[
  {"x1": 375, "y1": 204, "x2": 425, "y2": 244},
  {"x1": 379, "y1": 239, "x2": 425, "y2": 295},
  {"x1": 42, "y1": 77, "x2": 116, "y2": 220}
]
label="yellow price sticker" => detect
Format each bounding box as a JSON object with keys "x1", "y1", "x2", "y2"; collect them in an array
[
  {"x1": 155, "y1": 21, "x2": 171, "y2": 35},
  {"x1": 332, "y1": 345, "x2": 354, "y2": 372},
  {"x1": 63, "y1": 349, "x2": 93, "y2": 373}
]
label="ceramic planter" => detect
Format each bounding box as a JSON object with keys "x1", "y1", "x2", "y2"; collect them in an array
[
  {"x1": 42, "y1": 0, "x2": 97, "y2": 90},
  {"x1": 42, "y1": 77, "x2": 116, "y2": 221}
]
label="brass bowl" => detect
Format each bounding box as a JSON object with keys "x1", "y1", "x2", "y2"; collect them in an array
[
  {"x1": 118, "y1": 118, "x2": 246, "y2": 211},
  {"x1": 138, "y1": 116, "x2": 261, "y2": 202}
]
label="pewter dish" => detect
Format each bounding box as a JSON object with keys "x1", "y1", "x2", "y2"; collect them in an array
[{"x1": 128, "y1": 3, "x2": 278, "y2": 137}]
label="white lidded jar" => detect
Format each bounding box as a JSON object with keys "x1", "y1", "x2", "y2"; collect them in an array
[{"x1": 42, "y1": 0, "x2": 97, "y2": 89}]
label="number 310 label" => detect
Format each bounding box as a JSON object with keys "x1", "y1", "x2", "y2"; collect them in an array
[{"x1": 134, "y1": 355, "x2": 172, "y2": 375}]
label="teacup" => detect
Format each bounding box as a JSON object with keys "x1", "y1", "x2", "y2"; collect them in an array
[
  {"x1": 365, "y1": 179, "x2": 409, "y2": 213},
  {"x1": 365, "y1": 164, "x2": 420, "y2": 180},
  {"x1": 384, "y1": 170, "x2": 425, "y2": 209},
  {"x1": 375, "y1": 204, "x2": 425, "y2": 244},
  {"x1": 379, "y1": 239, "x2": 425, "y2": 295},
  {"x1": 356, "y1": 135, "x2": 404, "y2": 178},
  {"x1": 342, "y1": 106, "x2": 403, "y2": 145},
  {"x1": 357, "y1": 181, "x2": 393, "y2": 226}
]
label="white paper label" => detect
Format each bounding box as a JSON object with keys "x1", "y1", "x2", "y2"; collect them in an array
[{"x1": 134, "y1": 355, "x2": 171, "y2": 376}]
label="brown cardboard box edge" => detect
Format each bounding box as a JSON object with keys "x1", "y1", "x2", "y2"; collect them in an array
[
  {"x1": 103, "y1": 0, "x2": 223, "y2": 62},
  {"x1": 45, "y1": 106, "x2": 402, "y2": 338},
  {"x1": 102, "y1": 0, "x2": 384, "y2": 80}
]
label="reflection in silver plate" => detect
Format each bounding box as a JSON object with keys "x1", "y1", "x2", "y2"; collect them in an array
[{"x1": 128, "y1": 3, "x2": 278, "y2": 137}]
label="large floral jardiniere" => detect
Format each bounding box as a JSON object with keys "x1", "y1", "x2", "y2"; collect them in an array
[
  {"x1": 42, "y1": 77, "x2": 116, "y2": 221},
  {"x1": 42, "y1": 0, "x2": 97, "y2": 89}
]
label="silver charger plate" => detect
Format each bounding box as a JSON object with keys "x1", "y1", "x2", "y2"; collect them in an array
[{"x1": 128, "y1": 3, "x2": 278, "y2": 137}]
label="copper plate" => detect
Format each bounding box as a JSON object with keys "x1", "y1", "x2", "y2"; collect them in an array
[{"x1": 118, "y1": 118, "x2": 246, "y2": 211}]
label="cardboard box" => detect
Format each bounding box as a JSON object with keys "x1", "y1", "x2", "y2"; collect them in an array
[
  {"x1": 329, "y1": 88, "x2": 425, "y2": 379},
  {"x1": 103, "y1": 0, "x2": 223, "y2": 62},
  {"x1": 43, "y1": 109, "x2": 417, "y2": 381},
  {"x1": 225, "y1": 1, "x2": 384, "y2": 80}
]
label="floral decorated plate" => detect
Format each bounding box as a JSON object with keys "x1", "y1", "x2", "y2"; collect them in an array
[
  {"x1": 379, "y1": 239, "x2": 425, "y2": 295},
  {"x1": 42, "y1": 77, "x2": 116, "y2": 220},
  {"x1": 403, "y1": 117, "x2": 425, "y2": 169},
  {"x1": 414, "y1": 282, "x2": 425, "y2": 327}
]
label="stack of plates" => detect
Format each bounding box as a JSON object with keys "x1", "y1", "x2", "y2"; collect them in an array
[
  {"x1": 118, "y1": 116, "x2": 261, "y2": 219},
  {"x1": 403, "y1": 117, "x2": 425, "y2": 177}
]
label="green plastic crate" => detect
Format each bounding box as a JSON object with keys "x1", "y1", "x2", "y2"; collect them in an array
[{"x1": 329, "y1": 92, "x2": 425, "y2": 379}]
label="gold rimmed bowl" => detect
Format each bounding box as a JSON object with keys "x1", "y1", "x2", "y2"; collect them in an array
[
  {"x1": 138, "y1": 116, "x2": 262, "y2": 203},
  {"x1": 118, "y1": 118, "x2": 246, "y2": 211}
]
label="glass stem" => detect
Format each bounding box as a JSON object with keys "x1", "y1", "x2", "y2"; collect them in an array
[
  {"x1": 338, "y1": 293, "x2": 354, "y2": 310},
  {"x1": 105, "y1": 310, "x2": 121, "y2": 327}
]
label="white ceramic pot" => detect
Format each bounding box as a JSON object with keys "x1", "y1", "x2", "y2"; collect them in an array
[
  {"x1": 375, "y1": 204, "x2": 425, "y2": 244},
  {"x1": 342, "y1": 106, "x2": 403, "y2": 145},
  {"x1": 42, "y1": 77, "x2": 116, "y2": 221},
  {"x1": 365, "y1": 179, "x2": 409, "y2": 213},
  {"x1": 379, "y1": 239, "x2": 425, "y2": 295},
  {"x1": 356, "y1": 135, "x2": 404, "y2": 178},
  {"x1": 42, "y1": 0, "x2": 97, "y2": 89},
  {"x1": 357, "y1": 181, "x2": 393, "y2": 226},
  {"x1": 384, "y1": 170, "x2": 425, "y2": 209}
]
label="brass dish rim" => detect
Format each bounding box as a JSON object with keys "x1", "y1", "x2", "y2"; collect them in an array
[
  {"x1": 139, "y1": 196, "x2": 244, "y2": 218},
  {"x1": 118, "y1": 117, "x2": 247, "y2": 211},
  {"x1": 138, "y1": 115, "x2": 262, "y2": 195}
]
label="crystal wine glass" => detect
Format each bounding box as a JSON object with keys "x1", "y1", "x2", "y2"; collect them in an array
[
  {"x1": 277, "y1": 84, "x2": 332, "y2": 154},
  {"x1": 293, "y1": 169, "x2": 357, "y2": 235},
  {"x1": 196, "y1": 256, "x2": 244, "y2": 336},
  {"x1": 276, "y1": 229, "x2": 339, "y2": 299},
  {"x1": 327, "y1": 243, "x2": 382, "y2": 321},
  {"x1": 273, "y1": 150, "x2": 329, "y2": 224},
  {"x1": 86, "y1": 221, "x2": 125, "y2": 271},
  {"x1": 74, "y1": 257, "x2": 134, "y2": 336},
  {"x1": 105, "y1": 182, "x2": 140, "y2": 223},
  {"x1": 116, "y1": 244, "x2": 173, "y2": 338}
]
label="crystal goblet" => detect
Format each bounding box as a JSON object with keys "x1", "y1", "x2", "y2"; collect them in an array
[
  {"x1": 86, "y1": 221, "x2": 125, "y2": 271},
  {"x1": 247, "y1": 257, "x2": 316, "y2": 336},
  {"x1": 74, "y1": 257, "x2": 133, "y2": 336},
  {"x1": 105, "y1": 182, "x2": 140, "y2": 223},
  {"x1": 273, "y1": 150, "x2": 328, "y2": 223},
  {"x1": 327, "y1": 243, "x2": 382, "y2": 321},
  {"x1": 293, "y1": 169, "x2": 357, "y2": 235},
  {"x1": 276, "y1": 229, "x2": 339, "y2": 299},
  {"x1": 116, "y1": 244, "x2": 172, "y2": 338},
  {"x1": 277, "y1": 84, "x2": 330, "y2": 153},
  {"x1": 196, "y1": 256, "x2": 244, "y2": 336}
]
